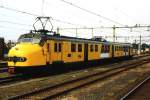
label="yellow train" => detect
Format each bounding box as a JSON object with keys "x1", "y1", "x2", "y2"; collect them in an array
[{"x1": 7, "y1": 30, "x2": 134, "y2": 74}]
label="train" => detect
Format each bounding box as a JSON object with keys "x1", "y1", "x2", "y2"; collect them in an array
[
  {"x1": 7, "y1": 17, "x2": 135, "y2": 74},
  {"x1": 7, "y1": 29, "x2": 134, "y2": 74}
]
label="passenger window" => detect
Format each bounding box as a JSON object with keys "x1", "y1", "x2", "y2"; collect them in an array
[
  {"x1": 95, "y1": 45, "x2": 98, "y2": 52},
  {"x1": 90, "y1": 45, "x2": 94, "y2": 52},
  {"x1": 58, "y1": 43, "x2": 61, "y2": 52},
  {"x1": 78, "y1": 44, "x2": 82, "y2": 52},
  {"x1": 71, "y1": 43, "x2": 76, "y2": 52},
  {"x1": 54, "y1": 43, "x2": 57, "y2": 52}
]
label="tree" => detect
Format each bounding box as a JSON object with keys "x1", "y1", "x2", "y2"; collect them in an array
[{"x1": 141, "y1": 43, "x2": 149, "y2": 50}]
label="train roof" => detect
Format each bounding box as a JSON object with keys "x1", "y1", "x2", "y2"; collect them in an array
[
  {"x1": 45, "y1": 34, "x2": 131, "y2": 46},
  {"x1": 22, "y1": 30, "x2": 131, "y2": 46}
]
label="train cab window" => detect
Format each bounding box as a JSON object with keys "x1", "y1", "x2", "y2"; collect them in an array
[
  {"x1": 95, "y1": 45, "x2": 98, "y2": 52},
  {"x1": 54, "y1": 43, "x2": 57, "y2": 52},
  {"x1": 58, "y1": 43, "x2": 61, "y2": 52},
  {"x1": 90, "y1": 45, "x2": 94, "y2": 52},
  {"x1": 71, "y1": 43, "x2": 76, "y2": 52},
  {"x1": 78, "y1": 44, "x2": 82, "y2": 52}
]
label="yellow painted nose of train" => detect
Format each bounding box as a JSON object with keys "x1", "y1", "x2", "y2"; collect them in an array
[{"x1": 8, "y1": 43, "x2": 46, "y2": 67}]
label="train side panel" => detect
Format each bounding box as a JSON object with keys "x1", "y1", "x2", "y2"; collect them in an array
[{"x1": 88, "y1": 43, "x2": 100, "y2": 60}]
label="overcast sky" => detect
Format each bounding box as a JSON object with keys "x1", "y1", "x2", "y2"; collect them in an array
[{"x1": 0, "y1": 0, "x2": 150, "y2": 43}]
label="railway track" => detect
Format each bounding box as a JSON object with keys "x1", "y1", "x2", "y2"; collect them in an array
[
  {"x1": 0, "y1": 61, "x2": 7, "y2": 73},
  {"x1": 120, "y1": 74, "x2": 150, "y2": 100},
  {"x1": 0, "y1": 74, "x2": 23, "y2": 85},
  {"x1": 0, "y1": 55, "x2": 147, "y2": 74},
  {"x1": 8, "y1": 56, "x2": 150, "y2": 100},
  {"x1": 0, "y1": 61, "x2": 7, "y2": 67},
  {"x1": 0, "y1": 68, "x2": 7, "y2": 73}
]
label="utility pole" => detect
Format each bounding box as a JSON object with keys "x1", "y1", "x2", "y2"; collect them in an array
[
  {"x1": 57, "y1": 27, "x2": 60, "y2": 34},
  {"x1": 91, "y1": 28, "x2": 94, "y2": 38},
  {"x1": 76, "y1": 28, "x2": 78, "y2": 37},
  {"x1": 139, "y1": 35, "x2": 142, "y2": 54},
  {"x1": 113, "y1": 25, "x2": 116, "y2": 42}
]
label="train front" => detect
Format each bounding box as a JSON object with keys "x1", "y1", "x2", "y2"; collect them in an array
[{"x1": 7, "y1": 33, "x2": 46, "y2": 74}]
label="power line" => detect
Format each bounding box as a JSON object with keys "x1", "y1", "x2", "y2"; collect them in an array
[
  {"x1": 0, "y1": 25, "x2": 29, "y2": 31},
  {"x1": 59, "y1": 25, "x2": 150, "y2": 32},
  {"x1": 0, "y1": 5, "x2": 86, "y2": 27},
  {"x1": 0, "y1": 5, "x2": 38, "y2": 16},
  {"x1": 59, "y1": 0, "x2": 124, "y2": 26},
  {"x1": 114, "y1": 8, "x2": 139, "y2": 24},
  {"x1": 0, "y1": 20, "x2": 32, "y2": 26}
]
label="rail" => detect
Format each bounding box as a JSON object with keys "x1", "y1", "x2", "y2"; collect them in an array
[
  {"x1": 120, "y1": 75, "x2": 150, "y2": 100},
  {"x1": 8, "y1": 57, "x2": 150, "y2": 100}
]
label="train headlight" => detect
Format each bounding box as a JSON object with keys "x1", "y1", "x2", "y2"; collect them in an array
[{"x1": 19, "y1": 57, "x2": 26, "y2": 62}]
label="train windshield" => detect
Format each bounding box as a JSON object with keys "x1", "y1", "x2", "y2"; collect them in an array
[{"x1": 18, "y1": 33, "x2": 41, "y2": 44}]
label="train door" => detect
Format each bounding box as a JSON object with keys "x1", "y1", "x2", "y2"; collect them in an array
[
  {"x1": 84, "y1": 44, "x2": 88, "y2": 61},
  {"x1": 54, "y1": 41, "x2": 62, "y2": 62},
  {"x1": 58, "y1": 42, "x2": 62, "y2": 61},
  {"x1": 43, "y1": 41, "x2": 50, "y2": 65}
]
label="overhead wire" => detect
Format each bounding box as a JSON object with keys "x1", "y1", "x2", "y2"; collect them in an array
[
  {"x1": 58, "y1": 0, "x2": 150, "y2": 40},
  {"x1": 0, "y1": 25, "x2": 29, "y2": 31},
  {"x1": 0, "y1": 1, "x2": 148, "y2": 43},
  {"x1": 59, "y1": 0, "x2": 125, "y2": 26},
  {"x1": 0, "y1": 20, "x2": 32, "y2": 26},
  {"x1": 0, "y1": 5, "x2": 85, "y2": 27}
]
